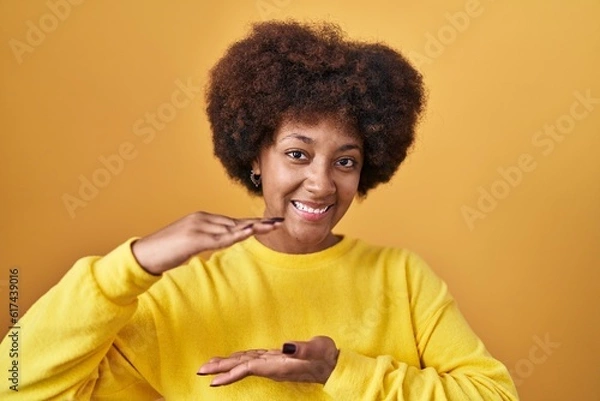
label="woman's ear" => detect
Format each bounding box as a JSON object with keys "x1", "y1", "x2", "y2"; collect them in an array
[{"x1": 251, "y1": 159, "x2": 261, "y2": 175}]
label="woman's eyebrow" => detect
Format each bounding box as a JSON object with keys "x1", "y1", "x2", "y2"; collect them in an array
[
  {"x1": 338, "y1": 143, "x2": 362, "y2": 152},
  {"x1": 279, "y1": 133, "x2": 313, "y2": 144},
  {"x1": 279, "y1": 134, "x2": 362, "y2": 152}
]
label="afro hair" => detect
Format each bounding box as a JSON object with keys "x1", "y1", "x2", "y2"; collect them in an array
[{"x1": 206, "y1": 20, "x2": 425, "y2": 196}]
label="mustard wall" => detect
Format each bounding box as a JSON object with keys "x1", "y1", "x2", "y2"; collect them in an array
[{"x1": 1, "y1": 1, "x2": 599, "y2": 399}]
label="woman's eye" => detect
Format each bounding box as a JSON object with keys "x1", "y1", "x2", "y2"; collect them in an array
[
  {"x1": 287, "y1": 150, "x2": 306, "y2": 160},
  {"x1": 337, "y1": 158, "x2": 356, "y2": 168}
]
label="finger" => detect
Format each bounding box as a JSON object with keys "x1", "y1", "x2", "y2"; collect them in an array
[
  {"x1": 206, "y1": 226, "x2": 256, "y2": 249},
  {"x1": 250, "y1": 219, "x2": 285, "y2": 234},
  {"x1": 198, "y1": 350, "x2": 269, "y2": 375},
  {"x1": 198, "y1": 217, "x2": 284, "y2": 252},
  {"x1": 198, "y1": 357, "x2": 249, "y2": 376},
  {"x1": 202, "y1": 212, "x2": 238, "y2": 227},
  {"x1": 234, "y1": 217, "x2": 285, "y2": 227},
  {"x1": 213, "y1": 216, "x2": 283, "y2": 228},
  {"x1": 203, "y1": 217, "x2": 282, "y2": 234},
  {"x1": 210, "y1": 356, "x2": 279, "y2": 386},
  {"x1": 196, "y1": 223, "x2": 238, "y2": 235},
  {"x1": 233, "y1": 217, "x2": 269, "y2": 227},
  {"x1": 214, "y1": 219, "x2": 283, "y2": 240},
  {"x1": 199, "y1": 219, "x2": 268, "y2": 235},
  {"x1": 209, "y1": 360, "x2": 254, "y2": 386},
  {"x1": 240, "y1": 348, "x2": 269, "y2": 354},
  {"x1": 281, "y1": 336, "x2": 338, "y2": 361},
  {"x1": 209, "y1": 349, "x2": 269, "y2": 363},
  {"x1": 210, "y1": 354, "x2": 318, "y2": 386}
]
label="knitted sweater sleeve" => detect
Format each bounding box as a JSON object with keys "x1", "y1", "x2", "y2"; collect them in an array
[
  {"x1": 323, "y1": 252, "x2": 519, "y2": 401},
  {"x1": 0, "y1": 239, "x2": 163, "y2": 401}
]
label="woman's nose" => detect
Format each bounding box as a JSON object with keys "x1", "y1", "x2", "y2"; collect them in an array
[{"x1": 305, "y1": 163, "x2": 336, "y2": 196}]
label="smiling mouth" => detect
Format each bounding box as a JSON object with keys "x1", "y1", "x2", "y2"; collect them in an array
[{"x1": 291, "y1": 201, "x2": 333, "y2": 215}]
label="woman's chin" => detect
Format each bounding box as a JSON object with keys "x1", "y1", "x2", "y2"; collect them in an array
[
  {"x1": 283, "y1": 226, "x2": 338, "y2": 253},
  {"x1": 259, "y1": 207, "x2": 341, "y2": 253}
]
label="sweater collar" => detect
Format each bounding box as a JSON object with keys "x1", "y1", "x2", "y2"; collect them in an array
[{"x1": 239, "y1": 235, "x2": 356, "y2": 269}]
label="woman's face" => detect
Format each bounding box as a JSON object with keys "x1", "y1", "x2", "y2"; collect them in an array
[{"x1": 253, "y1": 116, "x2": 363, "y2": 254}]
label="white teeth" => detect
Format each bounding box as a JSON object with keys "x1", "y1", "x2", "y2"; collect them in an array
[{"x1": 292, "y1": 201, "x2": 330, "y2": 214}]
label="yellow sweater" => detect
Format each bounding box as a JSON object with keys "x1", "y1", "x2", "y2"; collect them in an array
[{"x1": 0, "y1": 236, "x2": 518, "y2": 400}]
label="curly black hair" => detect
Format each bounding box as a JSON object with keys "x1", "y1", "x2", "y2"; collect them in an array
[{"x1": 206, "y1": 20, "x2": 425, "y2": 196}]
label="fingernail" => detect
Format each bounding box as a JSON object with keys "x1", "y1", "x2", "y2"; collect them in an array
[
  {"x1": 260, "y1": 217, "x2": 284, "y2": 224},
  {"x1": 282, "y1": 343, "x2": 296, "y2": 354}
]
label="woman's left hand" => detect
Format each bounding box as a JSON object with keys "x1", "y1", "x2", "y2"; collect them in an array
[{"x1": 197, "y1": 336, "x2": 339, "y2": 386}]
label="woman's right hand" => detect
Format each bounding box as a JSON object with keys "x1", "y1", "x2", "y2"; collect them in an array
[{"x1": 131, "y1": 212, "x2": 283, "y2": 275}]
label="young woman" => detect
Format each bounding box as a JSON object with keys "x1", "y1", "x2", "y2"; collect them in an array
[{"x1": 0, "y1": 21, "x2": 518, "y2": 400}]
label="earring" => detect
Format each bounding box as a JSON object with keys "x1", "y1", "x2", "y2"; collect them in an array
[{"x1": 250, "y1": 170, "x2": 261, "y2": 187}]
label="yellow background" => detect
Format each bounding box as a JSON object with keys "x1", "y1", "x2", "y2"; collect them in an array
[{"x1": 1, "y1": 0, "x2": 599, "y2": 399}]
